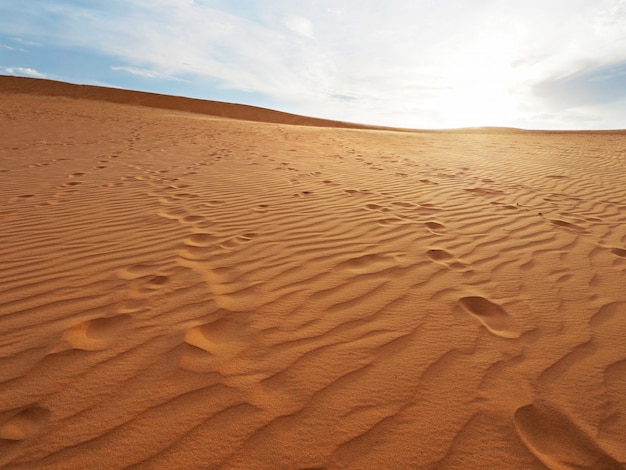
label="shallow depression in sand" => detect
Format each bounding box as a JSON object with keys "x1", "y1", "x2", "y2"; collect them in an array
[
  {"x1": 514, "y1": 402, "x2": 621, "y2": 469},
  {"x1": 60, "y1": 315, "x2": 133, "y2": 351},
  {"x1": 0, "y1": 407, "x2": 50, "y2": 441},
  {"x1": 458, "y1": 296, "x2": 520, "y2": 338}
]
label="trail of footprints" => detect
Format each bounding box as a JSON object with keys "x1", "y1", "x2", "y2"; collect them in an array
[
  {"x1": 51, "y1": 263, "x2": 173, "y2": 356},
  {"x1": 141, "y1": 161, "x2": 466, "y2": 376},
  {"x1": 5, "y1": 140, "x2": 625, "y2": 466},
  {"x1": 148, "y1": 179, "x2": 264, "y2": 372},
  {"x1": 146, "y1": 157, "x2": 624, "y2": 355}
]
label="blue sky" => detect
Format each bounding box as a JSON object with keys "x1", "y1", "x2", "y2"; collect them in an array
[{"x1": 2, "y1": 0, "x2": 626, "y2": 129}]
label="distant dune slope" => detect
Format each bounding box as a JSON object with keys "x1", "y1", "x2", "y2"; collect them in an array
[
  {"x1": 4, "y1": 76, "x2": 625, "y2": 134},
  {"x1": 0, "y1": 75, "x2": 382, "y2": 129}
]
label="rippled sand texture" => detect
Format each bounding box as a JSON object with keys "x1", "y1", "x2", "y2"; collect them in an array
[{"x1": 1, "y1": 79, "x2": 626, "y2": 469}]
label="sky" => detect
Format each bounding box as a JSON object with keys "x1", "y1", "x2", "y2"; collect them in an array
[{"x1": 2, "y1": 0, "x2": 626, "y2": 130}]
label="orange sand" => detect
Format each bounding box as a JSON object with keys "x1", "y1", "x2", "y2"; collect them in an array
[{"x1": 1, "y1": 77, "x2": 625, "y2": 469}]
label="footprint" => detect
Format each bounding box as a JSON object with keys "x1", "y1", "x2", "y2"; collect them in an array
[
  {"x1": 56, "y1": 314, "x2": 132, "y2": 351},
  {"x1": 253, "y1": 204, "x2": 270, "y2": 213},
  {"x1": 426, "y1": 249, "x2": 454, "y2": 262},
  {"x1": 184, "y1": 318, "x2": 248, "y2": 355},
  {"x1": 392, "y1": 201, "x2": 415, "y2": 208},
  {"x1": 344, "y1": 189, "x2": 373, "y2": 196},
  {"x1": 0, "y1": 407, "x2": 50, "y2": 441},
  {"x1": 364, "y1": 203, "x2": 388, "y2": 211},
  {"x1": 9, "y1": 195, "x2": 36, "y2": 203},
  {"x1": 425, "y1": 221, "x2": 446, "y2": 233},
  {"x1": 117, "y1": 264, "x2": 161, "y2": 280},
  {"x1": 377, "y1": 217, "x2": 411, "y2": 226},
  {"x1": 220, "y1": 233, "x2": 259, "y2": 249},
  {"x1": 590, "y1": 301, "x2": 626, "y2": 332},
  {"x1": 449, "y1": 261, "x2": 467, "y2": 270},
  {"x1": 427, "y1": 249, "x2": 466, "y2": 271},
  {"x1": 514, "y1": 402, "x2": 621, "y2": 469},
  {"x1": 241, "y1": 232, "x2": 260, "y2": 240},
  {"x1": 335, "y1": 253, "x2": 403, "y2": 274},
  {"x1": 184, "y1": 233, "x2": 217, "y2": 247},
  {"x1": 179, "y1": 317, "x2": 250, "y2": 372},
  {"x1": 182, "y1": 215, "x2": 205, "y2": 224},
  {"x1": 458, "y1": 296, "x2": 519, "y2": 338},
  {"x1": 146, "y1": 275, "x2": 170, "y2": 289},
  {"x1": 610, "y1": 247, "x2": 626, "y2": 258},
  {"x1": 550, "y1": 219, "x2": 586, "y2": 232},
  {"x1": 465, "y1": 187, "x2": 503, "y2": 196},
  {"x1": 60, "y1": 181, "x2": 82, "y2": 188},
  {"x1": 172, "y1": 193, "x2": 199, "y2": 199}
]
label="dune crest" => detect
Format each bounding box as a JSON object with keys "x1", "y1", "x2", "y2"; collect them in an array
[
  {"x1": 1, "y1": 78, "x2": 626, "y2": 468},
  {"x1": 0, "y1": 76, "x2": 380, "y2": 129}
]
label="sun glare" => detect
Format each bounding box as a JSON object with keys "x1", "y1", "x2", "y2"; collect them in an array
[{"x1": 437, "y1": 36, "x2": 520, "y2": 127}]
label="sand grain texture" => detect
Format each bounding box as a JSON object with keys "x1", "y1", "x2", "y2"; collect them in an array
[{"x1": 1, "y1": 78, "x2": 626, "y2": 469}]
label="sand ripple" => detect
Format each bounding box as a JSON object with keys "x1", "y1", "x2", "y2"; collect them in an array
[{"x1": 1, "y1": 78, "x2": 626, "y2": 468}]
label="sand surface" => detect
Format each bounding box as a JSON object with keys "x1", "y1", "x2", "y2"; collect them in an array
[{"x1": 1, "y1": 78, "x2": 626, "y2": 469}]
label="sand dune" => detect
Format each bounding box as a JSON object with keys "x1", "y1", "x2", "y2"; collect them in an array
[
  {"x1": 0, "y1": 76, "x2": 382, "y2": 130},
  {"x1": 1, "y1": 78, "x2": 626, "y2": 469}
]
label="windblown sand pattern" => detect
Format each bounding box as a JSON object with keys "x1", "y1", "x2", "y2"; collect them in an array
[{"x1": 1, "y1": 78, "x2": 626, "y2": 469}]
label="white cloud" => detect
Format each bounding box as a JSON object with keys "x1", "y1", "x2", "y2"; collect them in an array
[
  {"x1": 12, "y1": 37, "x2": 41, "y2": 47},
  {"x1": 4, "y1": 0, "x2": 626, "y2": 128},
  {"x1": 2, "y1": 66, "x2": 47, "y2": 78},
  {"x1": 111, "y1": 65, "x2": 186, "y2": 81},
  {"x1": 284, "y1": 15, "x2": 314, "y2": 39}
]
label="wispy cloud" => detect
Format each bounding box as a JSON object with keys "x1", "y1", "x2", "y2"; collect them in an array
[
  {"x1": 2, "y1": 0, "x2": 626, "y2": 129},
  {"x1": 12, "y1": 37, "x2": 41, "y2": 47},
  {"x1": 2, "y1": 66, "x2": 47, "y2": 78},
  {"x1": 111, "y1": 65, "x2": 186, "y2": 81}
]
